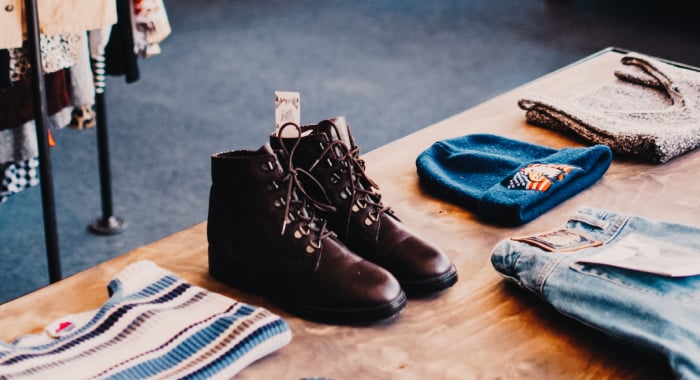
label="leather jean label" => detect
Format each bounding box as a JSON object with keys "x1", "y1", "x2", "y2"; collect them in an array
[{"x1": 512, "y1": 228, "x2": 602, "y2": 252}]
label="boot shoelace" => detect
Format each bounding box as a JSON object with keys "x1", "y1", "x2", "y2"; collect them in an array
[
  {"x1": 273, "y1": 123, "x2": 338, "y2": 263},
  {"x1": 308, "y1": 126, "x2": 397, "y2": 234}
]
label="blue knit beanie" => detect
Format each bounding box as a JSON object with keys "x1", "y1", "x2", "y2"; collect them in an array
[{"x1": 416, "y1": 134, "x2": 612, "y2": 225}]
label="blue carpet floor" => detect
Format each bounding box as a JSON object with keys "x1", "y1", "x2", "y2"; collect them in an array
[{"x1": 1, "y1": 0, "x2": 698, "y2": 303}]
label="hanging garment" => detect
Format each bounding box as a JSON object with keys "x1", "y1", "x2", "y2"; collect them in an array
[
  {"x1": 105, "y1": 0, "x2": 140, "y2": 83},
  {"x1": 0, "y1": 0, "x2": 22, "y2": 49},
  {"x1": 7, "y1": 32, "x2": 82, "y2": 85},
  {"x1": 0, "y1": 0, "x2": 116, "y2": 49},
  {"x1": 415, "y1": 134, "x2": 612, "y2": 225},
  {"x1": 88, "y1": 26, "x2": 113, "y2": 101},
  {"x1": 0, "y1": 68, "x2": 70, "y2": 130},
  {"x1": 68, "y1": 32, "x2": 94, "y2": 106},
  {"x1": 36, "y1": 33, "x2": 82, "y2": 74},
  {"x1": 0, "y1": 106, "x2": 71, "y2": 204},
  {"x1": 7, "y1": 44, "x2": 28, "y2": 82},
  {"x1": 131, "y1": 0, "x2": 171, "y2": 57},
  {"x1": 88, "y1": 26, "x2": 112, "y2": 60},
  {"x1": 67, "y1": 31, "x2": 96, "y2": 130},
  {"x1": 0, "y1": 260, "x2": 292, "y2": 378},
  {"x1": 0, "y1": 122, "x2": 37, "y2": 163},
  {"x1": 0, "y1": 157, "x2": 39, "y2": 204},
  {"x1": 36, "y1": 33, "x2": 80, "y2": 75},
  {"x1": 0, "y1": 49, "x2": 9, "y2": 89},
  {"x1": 0, "y1": 106, "x2": 71, "y2": 166},
  {"x1": 518, "y1": 53, "x2": 700, "y2": 164},
  {"x1": 491, "y1": 206, "x2": 700, "y2": 379}
]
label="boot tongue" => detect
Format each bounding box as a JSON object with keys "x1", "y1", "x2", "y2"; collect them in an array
[{"x1": 317, "y1": 117, "x2": 354, "y2": 149}]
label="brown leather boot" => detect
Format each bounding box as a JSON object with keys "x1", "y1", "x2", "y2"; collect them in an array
[
  {"x1": 271, "y1": 119, "x2": 458, "y2": 295},
  {"x1": 207, "y1": 143, "x2": 406, "y2": 324}
]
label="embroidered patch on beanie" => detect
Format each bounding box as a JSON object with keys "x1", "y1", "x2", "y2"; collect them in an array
[
  {"x1": 415, "y1": 134, "x2": 612, "y2": 225},
  {"x1": 504, "y1": 163, "x2": 581, "y2": 192}
]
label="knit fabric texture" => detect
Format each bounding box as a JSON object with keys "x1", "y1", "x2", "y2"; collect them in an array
[
  {"x1": 416, "y1": 134, "x2": 612, "y2": 225},
  {"x1": 0, "y1": 260, "x2": 292, "y2": 379},
  {"x1": 518, "y1": 52, "x2": 700, "y2": 164}
]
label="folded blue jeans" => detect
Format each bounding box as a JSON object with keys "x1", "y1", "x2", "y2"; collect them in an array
[{"x1": 491, "y1": 206, "x2": 700, "y2": 379}]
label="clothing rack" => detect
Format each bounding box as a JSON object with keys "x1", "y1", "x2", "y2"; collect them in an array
[
  {"x1": 23, "y1": 0, "x2": 126, "y2": 284},
  {"x1": 90, "y1": 55, "x2": 127, "y2": 236}
]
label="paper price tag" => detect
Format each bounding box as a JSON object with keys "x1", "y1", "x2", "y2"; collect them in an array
[
  {"x1": 576, "y1": 233, "x2": 700, "y2": 277},
  {"x1": 275, "y1": 91, "x2": 300, "y2": 137}
]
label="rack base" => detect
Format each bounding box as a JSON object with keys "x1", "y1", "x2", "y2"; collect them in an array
[{"x1": 90, "y1": 216, "x2": 127, "y2": 235}]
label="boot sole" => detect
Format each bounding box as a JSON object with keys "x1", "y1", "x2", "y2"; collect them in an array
[
  {"x1": 270, "y1": 290, "x2": 407, "y2": 325},
  {"x1": 400, "y1": 264, "x2": 458, "y2": 296},
  {"x1": 209, "y1": 251, "x2": 407, "y2": 325}
]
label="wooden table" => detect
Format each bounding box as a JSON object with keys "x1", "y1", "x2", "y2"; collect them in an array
[{"x1": 3, "y1": 47, "x2": 696, "y2": 379}]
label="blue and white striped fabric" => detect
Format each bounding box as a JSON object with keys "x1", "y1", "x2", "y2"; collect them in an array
[{"x1": 0, "y1": 260, "x2": 292, "y2": 379}]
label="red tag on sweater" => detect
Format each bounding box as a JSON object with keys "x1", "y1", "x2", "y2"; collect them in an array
[{"x1": 46, "y1": 319, "x2": 75, "y2": 338}]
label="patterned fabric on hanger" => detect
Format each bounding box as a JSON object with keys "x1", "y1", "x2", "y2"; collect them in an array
[
  {"x1": 0, "y1": 158, "x2": 39, "y2": 204},
  {"x1": 132, "y1": 0, "x2": 171, "y2": 57},
  {"x1": 0, "y1": 105, "x2": 71, "y2": 204},
  {"x1": 8, "y1": 33, "x2": 82, "y2": 83}
]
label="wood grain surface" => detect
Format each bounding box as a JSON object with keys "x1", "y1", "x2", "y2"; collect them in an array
[{"x1": 2, "y1": 48, "x2": 694, "y2": 379}]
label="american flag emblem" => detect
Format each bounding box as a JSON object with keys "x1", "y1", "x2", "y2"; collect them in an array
[{"x1": 506, "y1": 163, "x2": 580, "y2": 192}]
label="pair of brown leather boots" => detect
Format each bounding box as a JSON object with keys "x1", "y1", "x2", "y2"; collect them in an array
[{"x1": 207, "y1": 117, "x2": 457, "y2": 324}]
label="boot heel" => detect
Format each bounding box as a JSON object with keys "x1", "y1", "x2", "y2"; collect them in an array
[
  {"x1": 208, "y1": 242, "x2": 262, "y2": 294},
  {"x1": 208, "y1": 242, "x2": 232, "y2": 283}
]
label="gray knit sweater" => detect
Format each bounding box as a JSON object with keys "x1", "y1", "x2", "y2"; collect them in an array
[{"x1": 518, "y1": 53, "x2": 700, "y2": 164}]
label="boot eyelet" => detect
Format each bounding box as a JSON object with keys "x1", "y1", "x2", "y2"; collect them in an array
[
  {"x1": 260, "y1": 161, "x2": 275, "y2": 172},
  {"x1": 298, "y1": 207, "x2": 310, "y2": 219},
  {"x1": 267, "y1": 180, "x2": 280, "y2": 190},
  {"x1": 326, "y1": 158, "x2": 334, "y2": 168},
  {"x1": 364, "y1": 211, "x2": 379, "y2": 225},
  {"x1": 294, "y1": 225, "x2": 310, "y2": 239},
  {"x1": 352, "y1": 198, "x2": 367, "y2": 212},
  {"x1": 274, "y1": 197, "x2": 286, "y2": 207},
  {"x1": 305, "y1": 240, "x2": 322, "y2": 254},
  {"x1": 340, "y1": 187, "x2": 350, "y2": 199},
  {"x1": 330, "y1": 172, "x2": 341, "y2": 184}
]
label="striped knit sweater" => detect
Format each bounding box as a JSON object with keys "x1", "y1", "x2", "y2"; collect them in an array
[
  {"x1": 518, "y1": 53, "x2": 700, "y2": 164},
  {"x1": 0, "y1": 260, "x2": 292, "y2": 379}
]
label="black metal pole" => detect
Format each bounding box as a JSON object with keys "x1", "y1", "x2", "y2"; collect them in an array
[
  {"x1": 89, "y1": 55, "x2": 126, "y2": 235},
  {"x1": 24, "y1": 0, "x2": 62, "y2": 282}
]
